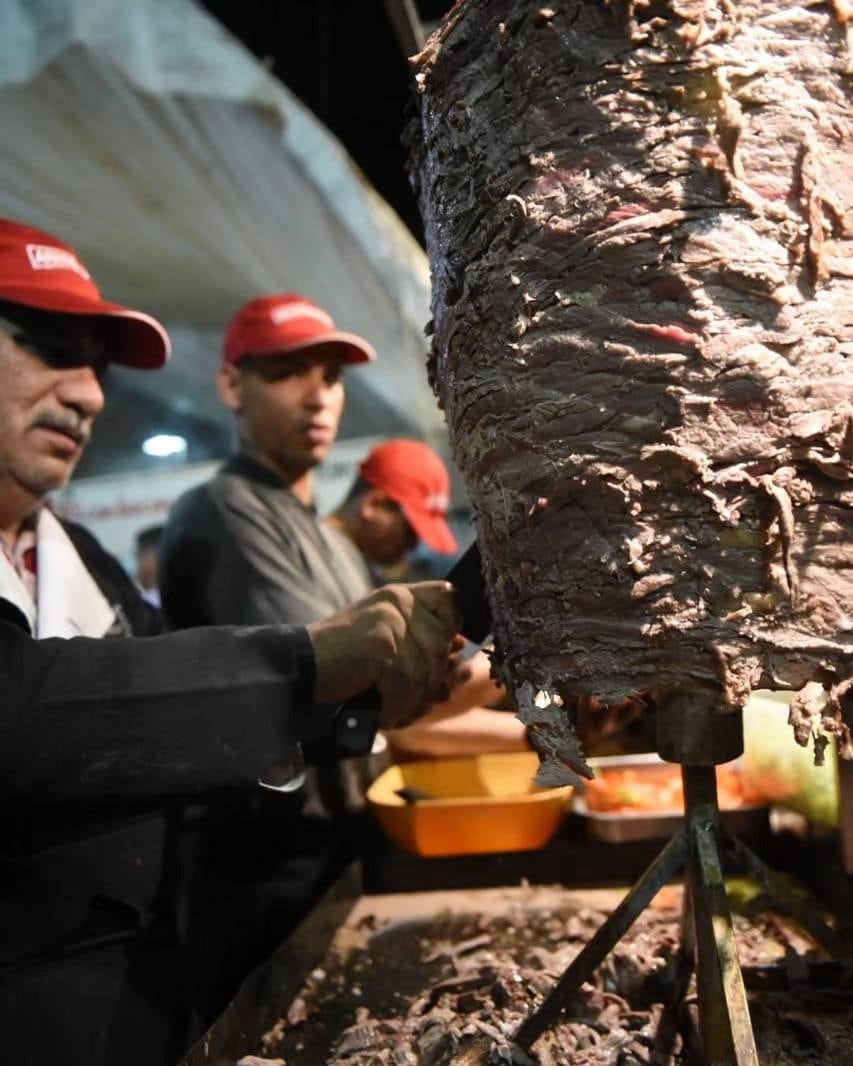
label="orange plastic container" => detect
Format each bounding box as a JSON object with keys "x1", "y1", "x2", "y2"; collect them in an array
[{"x1": 366, "y1": 752, "x2": 573, "y2": 857}]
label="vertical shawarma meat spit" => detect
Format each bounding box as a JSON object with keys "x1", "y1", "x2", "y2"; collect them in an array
[{"x1": 410, "y1": 0, "x2": 853, "y2": 784}]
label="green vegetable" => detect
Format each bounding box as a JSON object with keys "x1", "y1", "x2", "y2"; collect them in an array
[{"x1": 742, "y1": 691, "x2": 839, "y2": 827}]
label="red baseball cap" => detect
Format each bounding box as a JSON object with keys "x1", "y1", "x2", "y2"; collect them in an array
[
  {"x1": 360, "y1": 439, "x2": 458, "y2": 555},
  {"x1": 0, "y1": 220, "x2": 170, "y2": 369},
  {"x1": 224, "y1": 293, "x2": 376, "y2": 366}
]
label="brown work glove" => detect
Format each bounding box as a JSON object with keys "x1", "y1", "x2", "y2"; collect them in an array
[{"x1": 306, "y1": 581, "x2": 460, "y2": 730}]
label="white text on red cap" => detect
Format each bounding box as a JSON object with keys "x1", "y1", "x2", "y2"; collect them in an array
[
  {"x1": 25, "y1": 244, "x2": 91, "y2": 281},
  {"x1": 269, "y1": 302, "x2": 333, "y2": 328},
  {"x1": 425, "y1": 493, "x2": 449, "y2": 514}
]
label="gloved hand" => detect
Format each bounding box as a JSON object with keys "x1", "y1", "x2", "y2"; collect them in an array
[{"x1": 306, "y1": 581, "x2": 460, "y2": 730}]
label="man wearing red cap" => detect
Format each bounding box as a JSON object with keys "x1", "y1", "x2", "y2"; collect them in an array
[
  {"x1": 158, "y1": 305, "x2": 490, "y2": 734},
  {"x1": 158, "y1": 293, "x2": 396, "y2": 1021},
  {"x1": 0, "y1": 222, "x2": 459, "y2": 1066},
  {"x1": 0, "y1": 221, "x2": 170, "y2": 641},
  {"x1": 330, "y1": 438, "x2": 459, "y2": 566},
  {"x1": 160, "y1": 293, "x2": 378, "y2": 629}
]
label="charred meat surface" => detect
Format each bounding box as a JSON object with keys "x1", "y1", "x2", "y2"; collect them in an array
[{"x1": 409, "y1": 0, "x2": 853, "y2": 783}]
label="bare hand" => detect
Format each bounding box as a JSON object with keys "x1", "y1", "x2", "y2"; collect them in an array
[
  {"x1": 439, "y1": 647, "x2": 506, "y2": 716},
  {"x1": 306, "y1": 581, "x2": 460, "y2": 729}
]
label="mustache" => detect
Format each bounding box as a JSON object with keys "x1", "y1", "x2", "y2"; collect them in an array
[{"x1": 33, "y1": 411, "x2": 91, "y2": 446}]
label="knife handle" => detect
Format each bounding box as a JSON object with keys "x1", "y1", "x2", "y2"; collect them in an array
[{"x1": 333, "y1": 688, "x2": 380, "y2": 756}]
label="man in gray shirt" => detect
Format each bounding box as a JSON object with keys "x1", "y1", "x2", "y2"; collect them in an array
[
  {"x1": 160, "y1": 293, "x2": 375, "y2": 628},
  {"x1": 158, "y1": 293, "x2": 395, "y2": 1023}
]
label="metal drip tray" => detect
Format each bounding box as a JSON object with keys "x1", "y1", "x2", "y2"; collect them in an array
[{"x1": 572, "y1": 753, "x2": 769, "y2": 844}]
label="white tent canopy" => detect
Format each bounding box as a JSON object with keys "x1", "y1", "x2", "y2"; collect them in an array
[{"x1": 0, "y1": 0, "x2": 443, "y2": 458}]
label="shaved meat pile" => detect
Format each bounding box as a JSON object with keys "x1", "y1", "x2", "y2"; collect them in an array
[
  {"x1": 409, "y1": 0, "x2": 853, "y2": 784},
  {"x1": 258, "y1": 895, "x2": 852, "y2": 1065}
]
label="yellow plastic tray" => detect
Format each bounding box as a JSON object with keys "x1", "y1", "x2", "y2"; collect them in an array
[{"x1": 366, "y1": 752, "x2": 573, "y2": 857}]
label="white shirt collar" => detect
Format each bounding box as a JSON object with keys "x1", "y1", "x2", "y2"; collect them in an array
[{"x1": 0, "y1": 508, "x2": 116, "y2": 639}]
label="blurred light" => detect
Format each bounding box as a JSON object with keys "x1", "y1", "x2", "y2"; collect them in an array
[{"x1": 142, "y1": 434, "x2": 187, "y2": 458}]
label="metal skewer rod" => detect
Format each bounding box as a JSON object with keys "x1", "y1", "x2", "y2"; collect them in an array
[
  {"x1": 515, "y1": 826, "x2": 688, "y2": 1049},
  {"x1": 514, "y1": 695, "x2": 765, "y2": 1063},
  {"x1": 683, "y1": 764, "x2": 759, "y2": 1066},
  {"x1": 652, "y1": 880, "x2": 696, "y2": 1062},
  {"x1": 383, "y1": 0, "x2": 425, "y2": 58}
]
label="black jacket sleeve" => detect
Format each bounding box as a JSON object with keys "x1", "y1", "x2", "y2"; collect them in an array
[{"x1": 0, "y1": 619, "x2": 317, "y2": 809}]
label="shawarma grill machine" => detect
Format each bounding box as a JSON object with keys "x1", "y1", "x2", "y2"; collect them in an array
[{"x1": 404, "y1": 0, "x2": 853, "y2": 1060}]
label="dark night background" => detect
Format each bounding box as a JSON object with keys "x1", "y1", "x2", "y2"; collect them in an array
[{"x1": 201, "y1": 1, "x2": 455, "y2": 243}]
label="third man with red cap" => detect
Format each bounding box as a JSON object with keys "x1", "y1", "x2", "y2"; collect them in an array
[
  {"x1": 329, "y1": 441, "x2": 532, "y2": 761},
  {"x1": 329, "y1": 438, "x2": 458, "y2": 568}
]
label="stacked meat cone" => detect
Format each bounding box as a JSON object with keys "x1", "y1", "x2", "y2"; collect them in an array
[{"x1": 410, "y1": 0, "x2": 853, "y2": 784}]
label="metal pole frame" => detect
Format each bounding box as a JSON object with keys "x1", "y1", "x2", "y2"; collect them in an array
[
  {"x1": 514, "y1": 766, "x2": 771, "y2": 1065},
  {"x1": 383, "y1": 0, "x2": 425, "y2": 59}
]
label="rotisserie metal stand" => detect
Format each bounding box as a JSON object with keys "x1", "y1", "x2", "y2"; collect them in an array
[{"x1": 514, "y1": 693, "x2": 842, "y2": 1064}]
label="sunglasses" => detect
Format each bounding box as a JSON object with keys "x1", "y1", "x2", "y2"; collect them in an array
[{"x1": 0, "y1": 313, "x2": 109, "y2": 378}]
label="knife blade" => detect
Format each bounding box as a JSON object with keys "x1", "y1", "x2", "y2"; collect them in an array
[
  {"x1": 333, "y1": 539, "x2": 491, "y2": 756},
  {"x1": 445, "y1": 538, "x2": 491, "y2": 644}
]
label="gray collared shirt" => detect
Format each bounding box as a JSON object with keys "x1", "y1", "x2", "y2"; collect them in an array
[{"x1": 160, "y1": 454, "x2": 373, "y2": 629}]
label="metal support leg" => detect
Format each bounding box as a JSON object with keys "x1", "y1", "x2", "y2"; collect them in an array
[
  {"x1": 684, "y1": 766, "x2": 759, "y2": 1066},
  {"x1": 383, "y1": 0, "x2": 425, "y2": 57},
  {"x1": 515, "y1": 828, "x2": 688, "y2": 1050},
  {"x1": 514, "y1": 696, "x2": 821, "y2": 1064},
  {"x1": 725, "y1": 834, "x2": 844, "y2": 959},
  {"x1": 653, "y1": 880, "x2": 695, "y2": 1063}
]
